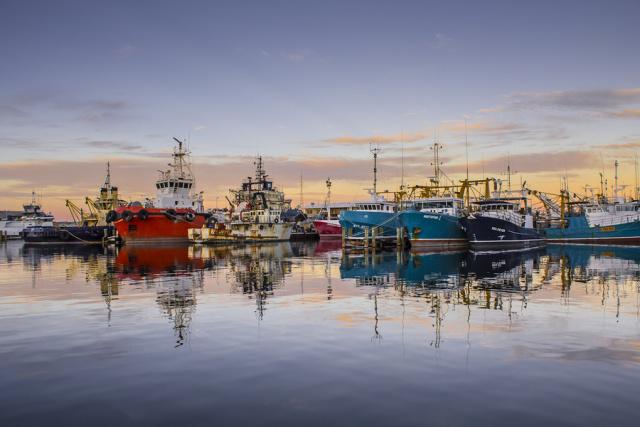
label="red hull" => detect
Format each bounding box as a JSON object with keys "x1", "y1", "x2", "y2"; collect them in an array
[
  {"x1": 114, "y1": 206, "x2": 206, "y2": 243},
  {"x1": 313, "y1": 220, "x2": 342, "y2": 237}
]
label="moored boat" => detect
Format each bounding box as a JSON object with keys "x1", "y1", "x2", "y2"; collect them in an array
[
  {"x1": 21, "y1": 225, "x2": 113, "y2": 244},
  {"x1": 339, "y1": 197, "x2": 399, "y2": 244},
  {"x1": 0, "y1": 192, "x2": 54, "y2": 239},
  {"x1": 462, "y1": 191, "x2": 545, "y2": 250},
  {"x1": 109, "y1": 138, "x2": 207, "y2": 244},
  {"x1": 544, "y1": 200, "x2": 640, "y2": 244},
  {"x1": 400, "y1": 197, "x2": 467, "y2": 249},
  {"x1": 190, "y1": 156, "x2": 294, "y2": 243}
]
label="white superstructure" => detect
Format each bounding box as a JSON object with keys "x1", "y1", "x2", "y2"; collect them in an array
[{"x1": 150, "y1": 138, "x2": 204, "y2": 212}]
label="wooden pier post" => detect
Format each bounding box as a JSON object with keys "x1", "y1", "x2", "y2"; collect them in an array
[
  {"x1": 371, "y1": 226, "x2": 377, "y2": 251},
  {"x1": 342, "y1": 226, "x2": 347, "y2": 248},
  {"x1": 364, "y1": 227, "x2": 370, "y2": 249}
]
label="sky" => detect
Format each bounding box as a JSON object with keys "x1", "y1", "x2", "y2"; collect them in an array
[{"x1": 1, "y1": 0, "x2": 639, "y2": 218}]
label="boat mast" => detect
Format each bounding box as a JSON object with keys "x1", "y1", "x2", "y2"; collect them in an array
[
  {"x1": 614, "y1": 159, "x2": 619, "y2": 201},
  {"x1": 370, "y1": 145, "x2": 381, "y2": 195},
  {"x1": 635, "y1": 154, "x2": 639, "y2": 201},
  {"x1": 325, "y1": 177, "x2": 332, "y2": 214},
  {"x1": 429, "y1": 140, "x2": 442, "y2": 187}
]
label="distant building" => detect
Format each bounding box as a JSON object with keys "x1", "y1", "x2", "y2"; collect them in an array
[{"x1": 303, "y1": 202, "x2": 356, "y2": 220}]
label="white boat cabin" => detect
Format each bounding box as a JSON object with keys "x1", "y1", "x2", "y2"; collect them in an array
[
  {"x1": 583, "y1": 201, "x2": 640, "y2": 227},
  {"x1": 474, "y1": 198, "x2": 534, "y2": 228},
  {"x1": 353, "y1": 201, "x2": 397, "y2": 212},
  {"x1": 412, "y1": 197, "x2": 464, "y2": 217}
]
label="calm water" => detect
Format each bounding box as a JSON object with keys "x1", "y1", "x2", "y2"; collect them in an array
[{"x1": 1, "y1": 240, "x2": 639, "y2": 426}]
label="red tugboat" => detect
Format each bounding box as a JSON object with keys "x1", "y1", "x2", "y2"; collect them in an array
[{"x1": 108, "y1": 138, "x2": 207, "y2": 244}]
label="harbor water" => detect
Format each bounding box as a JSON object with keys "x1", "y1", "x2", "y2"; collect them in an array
[{"x1": 1, "y1": 240, "x2": 639, "y2": 426}]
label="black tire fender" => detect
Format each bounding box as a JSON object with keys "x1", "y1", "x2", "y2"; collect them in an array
[
  {"x1": 105, "y1": 210, "x2": 118, "y2": 223},
  {"x1": 121, "y1": 210, "x2": 134, "y2": 222}
]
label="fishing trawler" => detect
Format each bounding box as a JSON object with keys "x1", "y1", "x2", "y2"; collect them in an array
[
  {"x1": 192, "y1": 157, "x2": 293, "y2": 243},
  {"x1": 0, "y1": 192, "x2": 54, "y2": 239},
  {"x1": 340, "y1": 147, "x2": 400, "y2": 246},
  {"x1": 109, "y1": 138, "x2": 206, "y2": 244},
  {"x1": 462, "y1": 188, "x2": 544, "y2": 250},
  {"x1": 544, "y1": 163, "x2": 640, "y2": 244},
  {"x1": 399, "y1": 143, "x2": 473, "y2": 249},
  {"x1": 400, "y1": 197, "x2": 467, "y2": 249}
]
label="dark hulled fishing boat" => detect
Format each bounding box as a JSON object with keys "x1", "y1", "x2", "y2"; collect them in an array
[{"x1": 462, "y1": 192, "x2": 544, "y2": 250}]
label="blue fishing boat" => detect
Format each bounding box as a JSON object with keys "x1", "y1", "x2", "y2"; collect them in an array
[
  {"x1": 339, "y1": 198, "x2": 399, "y2": 243},
  {"x1": 544, "y1": 200, "x2": 640, "y2": 244},
  {"x1": 399, "y1": 197, "x2": 467, "y2": 249}
]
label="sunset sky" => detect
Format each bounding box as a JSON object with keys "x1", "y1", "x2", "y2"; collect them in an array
[{"x1": 1, "y1": 0, "x2": 639, "y2": 218}]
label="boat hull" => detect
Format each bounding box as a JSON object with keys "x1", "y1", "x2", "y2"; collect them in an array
[
  {"x1": 339, "y1": 211, "x2": 398, "y2": 241},
  {"x1": 228, "y1": 221, "x2": 293, "y2": 242},
  {"x1": 545, "y1": 216, "x2": 640, "y2": 245},
  {"x1": 21, "y1": 225, "x2": 114, "y2": 244},
  {"x1": 1, "y1": 218, "x2": 55, "y2": 239},
  {"x1": 313, "y1": 219, "x2": 342, "y2": 238},
  {"x1": 114, "y1": 207, "x2": 206, "y2": 244},
  {"x1": 462, "y1": 215, "x2": 544, "y2": 250},
  {"x1": 399, "y1": 211, "x2": 467, "y2": 249}
]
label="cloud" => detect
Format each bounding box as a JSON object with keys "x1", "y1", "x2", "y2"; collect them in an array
[
  {"x1": 481, "y1": 88, "x2": 640, "y2": 115},
  {"x1": 0, "y1": 89, "x2": 134, "y2": 127},
  {"x1": 283, "y1": 52, "x2": 306, "y2": 62},
  {"x1": 324, "y1": 130, "x2": 430, "y2": 146},
  {"x1": 602, "y1": 109, "x2": 640, "y2": 119},
  {"x1": 83, "y1": 140, "x2": 144, "y2": 152},
  {"x1": 446, "y1": 150, "x2": 598, "y2": 175},
  {"x1": 429, "y1": 33, "x2": 453, "y2": 49},
  {"x1": 0, "y1": 105, "x2": 29, "y2": 120},
  {"x1": 113, "y1": 44, "x2": 137, "y2": 58}
]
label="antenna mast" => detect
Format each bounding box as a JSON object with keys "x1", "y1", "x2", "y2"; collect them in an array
[
  {"x1": 635, "y1": 153, "x2": 639, "y2": 200},
  {"x1": 465, "y1": 118, "x2": 469, "y2": 182},
  {"x1": 300, "y1": 172, "x2": 303, "y2": 209},
  {"x1": 401, "y1": 132, "x2": 405, "y2": 189}
]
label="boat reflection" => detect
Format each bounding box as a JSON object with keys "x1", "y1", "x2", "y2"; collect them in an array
[
  {"x1": 113, "y1": 245, "x2": 207, "y2": 347},
  {"x1": 190, "y1": 242, "x2": 295, "y2": 317},
  {"x1": 465, "y1": 248, "x2": 546, "y2": 292}
]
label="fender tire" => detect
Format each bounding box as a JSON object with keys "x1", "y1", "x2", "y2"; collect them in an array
[
  {"x1": 105, "y1": 210, "x2": 118, "y2": 223},
  {"x1": 121, "y1": 210, "x2": 134, "y2": 222}
]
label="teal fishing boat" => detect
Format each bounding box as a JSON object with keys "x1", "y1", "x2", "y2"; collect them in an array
[
  {"x1": 545, "y1": 200, "x2": 640, "y2": 244},
  {"x1": 399, "y1": 197, "x2": 467, "y2": 249}
]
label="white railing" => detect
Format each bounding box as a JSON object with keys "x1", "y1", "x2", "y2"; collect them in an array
[{"x1": 586, "y1": 212, "x2": 640, "y2": 227}]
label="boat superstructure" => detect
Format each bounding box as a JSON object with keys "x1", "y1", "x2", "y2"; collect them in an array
[
  {"x1": 228, "y1": 156, "x2": 293, "y2": 241},
  {"x1": 191, "y1": 156, "x2": 293, "y2": 243},
  {"x1": 110, "y1": 138, "x2": 207, "y2": 243}
]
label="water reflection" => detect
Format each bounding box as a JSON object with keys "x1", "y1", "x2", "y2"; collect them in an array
[{"x1": 1, "y1": 241, "x2": 640, "y2": 425}]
